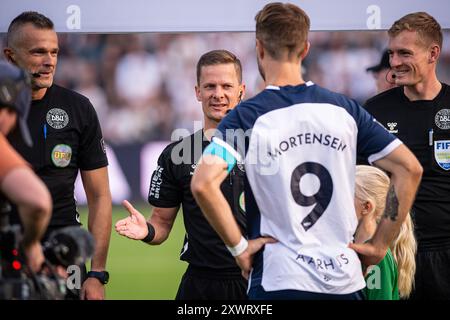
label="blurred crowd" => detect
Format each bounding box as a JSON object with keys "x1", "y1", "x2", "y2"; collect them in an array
[{"x1": 2, "y1": 31, "x2": 450, "y2": 145}]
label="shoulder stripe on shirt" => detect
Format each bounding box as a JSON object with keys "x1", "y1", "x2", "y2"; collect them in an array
[{"x1": 368, "y1": 139, "x2": 402, "y2": 164}]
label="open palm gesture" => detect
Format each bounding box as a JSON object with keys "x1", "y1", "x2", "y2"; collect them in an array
[{"x1": 115, "y1": 200, "x2": 148, "y2": 240}]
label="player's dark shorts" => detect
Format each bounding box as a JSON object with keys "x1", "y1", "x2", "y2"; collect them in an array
[
  {"x1": 249, "y1": 284, "x2": 364, "y2": 300},
  {"x1": 175, "y1": 265, "x2": 247, "y2": 300},
  {"x1": 410, "y1": 243, "x2": 450, "y2": 300}
]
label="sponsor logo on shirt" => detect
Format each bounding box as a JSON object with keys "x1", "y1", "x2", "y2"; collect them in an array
[
  {"x1": 51, "y1": 144, "x2": 72, "y2": 167},
  {"x1": 149, "y1": 165, "x2": 163, "y2": 199},
  {"x1": 296, "y1": 252, "x2": 350, "y2": 283},
  {"x1": 435, "y1": 109, "x2": 450, "y2": 130},
  {"x1": 386, "y1": 122, "x2": 398, "y2": 134},
  {"x1": 434, "y1": 140, "x2": 450, "y2": 171},
  {"x1": 296, "y1": 253, "x2": 350, "y2": 271},
  {"x1": 46, "y1": 108, "x2": 69, "y2": 129}
]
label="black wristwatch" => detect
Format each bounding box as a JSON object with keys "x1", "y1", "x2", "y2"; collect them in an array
[{"x1": 87, "y1": 271, "x2": 109, "y2": 285}]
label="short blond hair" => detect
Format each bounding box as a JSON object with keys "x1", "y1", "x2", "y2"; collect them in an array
[{"x1": 388, "y1": 12, "x2": 442, "y2": 48}]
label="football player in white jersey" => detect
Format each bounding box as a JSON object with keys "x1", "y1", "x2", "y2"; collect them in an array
[{"x1": 191, "y1": 2, "x2": 422, "y2": 299}]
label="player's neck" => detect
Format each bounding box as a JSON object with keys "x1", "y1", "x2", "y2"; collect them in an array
[
  {"x1": 403, "y1": 73, "x2": 441, "y2": 101},
  {"x1": 264, "y1": 60, "x2": 305, "y2": 87}
]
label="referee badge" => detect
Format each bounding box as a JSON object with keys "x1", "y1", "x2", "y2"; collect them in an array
[
  {"x1": 46, "y1": 108, "x2": 69, "y2": 129},
  {"x1": 435, "y1": 109, "x2": 450, "y2": 130},
  {"x1": 434, "y1": 140, "x2": 450, "y2": 171},
  {"x1": 51, "y1": 144, "x2": 72, "y2": 167}
]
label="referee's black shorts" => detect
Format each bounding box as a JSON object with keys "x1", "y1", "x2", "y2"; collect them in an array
[
  {"x1": 410, "y1": 244, "x2": 450, "y2": 300},
  {"x1": 175, "y1": 265, "x2": 247, "y2": 300}
]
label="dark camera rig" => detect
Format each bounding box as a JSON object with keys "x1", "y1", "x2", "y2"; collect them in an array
[{"x1": 0, "y1": 194, "x2": 94, "y2": 300}]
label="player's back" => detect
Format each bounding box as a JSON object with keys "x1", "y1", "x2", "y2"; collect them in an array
[{"x1": 216, "y1": 81, "x2": 400, "y2": 294}]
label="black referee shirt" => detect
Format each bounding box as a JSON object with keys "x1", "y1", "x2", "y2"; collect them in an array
[
  {"x1": 148, "y1": 130, "x2": 246, "y2": 272},
  {"x1": 8, "y1": 84, "x2": 108, "y2": 228},
  {"x1": 364, "y1": 84, "x2": 450, "y2": 248}
]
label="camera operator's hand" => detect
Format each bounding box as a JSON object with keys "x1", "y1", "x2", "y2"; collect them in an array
[
  {"x1": 115, "y1": 200, "x2": 148, "y2": 240},
  {"x1": 81, "y1": 277, "x2": 105, "y2": 300},
  {"x1": 23, "y1": 241, "x2": 45, "y2": 273}
]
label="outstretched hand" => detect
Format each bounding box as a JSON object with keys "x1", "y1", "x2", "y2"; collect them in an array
[
  {"x1": 235, "y1": 236, "x2": 277, "y2": 280},
  {"x1": 115, "y1": 200, "x2": 148, "y2": 240}
]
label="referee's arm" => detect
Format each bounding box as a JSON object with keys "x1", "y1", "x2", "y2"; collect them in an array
[{"x1": 81, "y1": 167, "x2": 112, "y2": 273}]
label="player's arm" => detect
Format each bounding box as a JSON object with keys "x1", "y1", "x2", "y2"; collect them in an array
[
  {"x1": 81, "y1": 167, "x2": 112, "y2": 272},
  {"x1": 1, "y1": 167, "x2": 52, "y2": 272},
  {"x1": 116, "y1": 200, "x2": 179, "y2": 245},
  {"x1": 350, "y1": 144, "x2": 422, "y2": 266},
  {"x1": 191, "y1": 144, "x2": 275, "y2": 278},
  {"x1": 192, "y1": 154, "x2": 242, "y2": 247}
]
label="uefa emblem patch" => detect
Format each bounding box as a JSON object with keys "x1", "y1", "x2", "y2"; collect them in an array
[
  {"x1": 434, "y1": 140, "x2": 450, "y2": 171},
  {"x1": 46, "y1": 108, "x2": 69, "y2": 129},
  {"x1": 51, "y1": 144, "x2": 72, "y2": 167},
  {"x1": 239, "y1": 191, "x2": 246, "y2": 213},
  {"x1": 435, "y1": 109, "x2": 450, "y2": 130}
]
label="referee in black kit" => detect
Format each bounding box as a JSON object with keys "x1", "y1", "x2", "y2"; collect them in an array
[
  {"x1": 4, "y1": 12, "x2": 112, "y2": 299},
  {"x1": 116, "y1": 50, "x2": 247, "y2": 300}
]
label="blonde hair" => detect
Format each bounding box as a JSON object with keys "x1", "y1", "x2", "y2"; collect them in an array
[
  {"x1": 355, "y1": 165, "x2": 390, "y2": 218},
  {"x1": 391, "y1": 214, "x2": 417, "y2": 298},
  {"x1": 355, "y1": 165, "x2": 416, "y2": 299},
  {"x1": 388, "y1": 12, "x2": 442, "y2": 49}
]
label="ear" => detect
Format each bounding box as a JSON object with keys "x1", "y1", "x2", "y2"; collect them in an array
[
  {"x1": 256, "y1": 39, "x2": 265, "y2": 60},
  {"x1": 300, "y1": 41, "x2": 311, "y2": 60},
  {"x1": 429, "y1": 44, "x2": 440, "y2": 63},
  {"x1": 239, "y1": 84, "x2": 246, "y2": 101},
  {"x1": 194, "y1": 85, "x2": 202, "y2": 102},
  {"x1": 3, "y1": 47, "x2": 15, "y2": 64},
  {"x1": 361, "y1": 200, "x2": 375, "y2": 216}
]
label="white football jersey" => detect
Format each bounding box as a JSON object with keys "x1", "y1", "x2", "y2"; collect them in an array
[{"x1": 214, "y1": 82, "x2": 401, "y2": 294}]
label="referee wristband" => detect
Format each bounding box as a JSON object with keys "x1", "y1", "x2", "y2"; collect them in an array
[
  {"x1": 226, "y1": 236, "x2": 248, "y2": 257},
  {"x1": 141, "y1": 222, "x2": 156, "y2": 243}
]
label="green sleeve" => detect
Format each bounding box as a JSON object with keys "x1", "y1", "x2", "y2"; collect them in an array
[{"x1": 364, "y1": 249, "x2": 399, "y2": 300}]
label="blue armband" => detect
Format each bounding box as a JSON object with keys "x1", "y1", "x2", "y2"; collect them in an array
[{"x1": 203, "y1": 141, "x2": 237, "y2": 173}]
